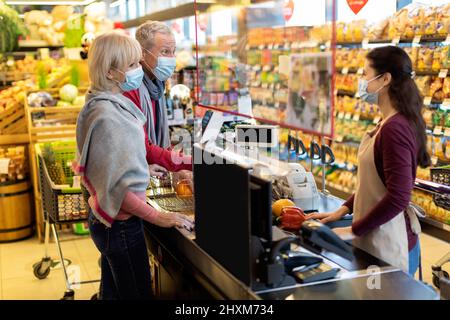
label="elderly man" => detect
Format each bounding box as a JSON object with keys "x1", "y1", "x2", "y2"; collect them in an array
[{"x1": 124, "y1": 21, "x2": 192, "y2": 177}]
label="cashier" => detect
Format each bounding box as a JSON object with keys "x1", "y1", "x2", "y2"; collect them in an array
[
  {"x1": 123, "y1": 21, "x2": 192, "y2": 182},
  {"x1": 307, "y1": 46, "x2": 430, "y2": 276}
]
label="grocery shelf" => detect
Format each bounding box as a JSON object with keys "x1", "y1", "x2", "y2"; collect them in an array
[
  {"x1": 17, "y1": 40, "x2": 64, "y2": 51},
  {"x1": 335, "y1": 68, "x2": 443, "y2": 77},
  {"x1": 420, "y1": 216, "x2": 450, "y2": 242},
  {"x1": 336, "y1": 35, "x2": 448, "y2": 46}
]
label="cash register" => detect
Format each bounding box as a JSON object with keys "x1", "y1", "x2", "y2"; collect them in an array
[{"x1": 193, "y1": 139, "x2": 353, "y2": 290}]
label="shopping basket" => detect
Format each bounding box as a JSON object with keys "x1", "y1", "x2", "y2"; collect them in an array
[
  {"x1": 147, "y1": 173, "x2": 194, "y2": 214},
  {"x1": 430, "y1": 166, "x2": 450, "y2": 211},
  {"x1": 33, "y1": 140, "x2": 98, "y2": 300}
]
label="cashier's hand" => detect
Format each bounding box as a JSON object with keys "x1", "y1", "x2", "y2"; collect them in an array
[
  {"x1": 306, "y1": 211, "x2": 343, "y2": 224},
  {"x1": 332, "y1": 226, "x2": 355, "y2": 241},
  {"x1": 149, "y1": 164, "x2": 168, "y2": 178}
]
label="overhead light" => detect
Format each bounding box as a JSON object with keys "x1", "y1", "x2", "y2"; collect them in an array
[
  {"x1": 6, "y1": 0, "x2": 96, "y2": 5},
  {"x1": 110, "y1": 0, "x2": 125, "y2": 8}
]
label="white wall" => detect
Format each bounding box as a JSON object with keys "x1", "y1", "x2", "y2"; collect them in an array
[{"x1": 286, "y1": 0, "x2": 327, "y2": 27}]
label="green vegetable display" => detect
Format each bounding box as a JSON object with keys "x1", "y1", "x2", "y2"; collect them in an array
[{"x1": 0, "y1": 1, "x2": 27, "y2": 53}]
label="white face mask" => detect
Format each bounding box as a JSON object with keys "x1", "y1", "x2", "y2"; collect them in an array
[
  {"x1": 143, "y1": 48, "x2": 176, "y2": 81},
  {"x1": 358, "y1": 74, "x2": 384, "y2": 105}
]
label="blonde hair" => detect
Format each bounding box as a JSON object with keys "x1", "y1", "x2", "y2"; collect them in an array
[
  {"x1": 88, "y1": 31, "x2": 142, "y2": 92},
  {"x1": 135, "y1": 21, "x2": 173, "y2": 50}
]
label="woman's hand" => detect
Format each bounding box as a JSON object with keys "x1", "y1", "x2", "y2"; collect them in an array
[
  {"x1": 149, "y1": 164, "x2": 168, "y2": 178},
  {"x1": 306, "y1": 206, "x2": 350, "y2": 224},
  {"x1": 151, "y1": 211, "x2": 194, "y2": 230},
  {"x1": 306, "y1": 211, "x2": 344, "y2": 224},
  {"x1": 332, "y1": 226, "x2": 355, "y2": 241}
]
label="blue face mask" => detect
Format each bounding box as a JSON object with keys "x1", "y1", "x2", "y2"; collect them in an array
[
  {"x1": 144, "y1": 49, "x2": 176, "y2": 81},
  {"x1": 115, "y1": 66, "x2": 144, "y2": 92},
  {"x1": 358, "y1": 74, "x2": 384, "y2": 105}
]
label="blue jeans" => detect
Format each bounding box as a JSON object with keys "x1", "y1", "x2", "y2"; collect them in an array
[
  {"x1": 409, "y1": 240, "x2": 421, "y2": 277},
  {"x1": 88, "y1": 212, "x2": 153, "y2": 300}
]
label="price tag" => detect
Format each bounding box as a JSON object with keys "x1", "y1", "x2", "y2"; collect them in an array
[
  {"x1": 392, "y1": 37, "x2": 401, "y2": 45},
  {"x1": 444, "y1": 128, "x2": 450, "y2": 137},
  {"x1": 424, "y1": 96, "x2": 432, "y2": 106},
  {"x1": 338, "y1": 112, "x2": 345, "y2": 119},
  {"x1": 325, "y1": 40, "x2": 331, "y2": 48},
  {"x1": 373, "y1": 116, "x2": 381, "y2": 124},
  {"x1": 268, "y1": 43, "x2": 274, "y2": 50},
  {"x1": 345, "y1": 112, "x2": 352, "y2": 120},
  {"x1": 258, "y1": 44, "x2": 265, "y2": 50},
  {"x1": 444, "y1": 99, "x2": 450, "y2": 108},
  {"x1": 341, "y1": 67, "x2": 349, "y2": 75},
  {"x1": 433, "y1": 126, "x2": 443, "y2": 135},
  {"x1": 362, "y1": 38, "x2": 369, "y2": 47},
  {"x1": 0, "y1": 158, "x2": 10, "y2": 174},
  {"x1": 357, "y1": 67, "x2": 364, "y2": 75},
  {"x1": 439, "y1": 69, "x2": 448, "y2": 78},
  {"x1": 431, "y1": 156, "x2": 438, "y2": 166},
  {"x1": 353, "y1": 113, "x2": 361, "y2": 121},
  {"x1": 446, "y1": 34, "x2": 450, "y2": 43},
  {"x1": 412, "y1": 35, "x2": 421, "y2": 44},
  {"x1": 335, "y1": 135, "x2": 344, "y2": 142},
  {"x1": 284, "y1": 42, "x2": 290, "y2": 50}
]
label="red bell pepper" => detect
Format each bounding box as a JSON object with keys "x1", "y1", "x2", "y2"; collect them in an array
[{"x1": 277, "y1": 206, "x2": 306, "y2": 231}]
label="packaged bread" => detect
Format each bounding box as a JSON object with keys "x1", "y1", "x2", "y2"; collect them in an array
[
  {"x1": 367, "y1": 18, "x2": 389, "y2": 40},
  {"x1": 415, "y1": 76, "x2": 431, "y2": 96},
  {"x1": 436, "y1": 4, "x2": 450, "y2": 36},
  {"x1": 443, "y1": 77, "x2": 450, "y2": 99},
  {"x1": 388, "y1": 8, "x2": 409, "y2": 39},
  {"x1": 417, "y1": 47, "x2": 433, "y2": 70},
  {"x1": 430, "y1": 77, "x2": 444, "y2": 100}
]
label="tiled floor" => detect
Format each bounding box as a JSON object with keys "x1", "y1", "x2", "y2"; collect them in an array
[{"x1": 0, "y1": 232, "x2": 449, "y2": 300}]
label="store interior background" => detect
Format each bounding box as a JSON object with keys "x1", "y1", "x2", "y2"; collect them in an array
[{"x1": 0, "y1": 0, "x2": 449, "y2": 299}]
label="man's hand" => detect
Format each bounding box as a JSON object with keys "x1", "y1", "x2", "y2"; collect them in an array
[
  {"x1": 172, "y1": 170, "x2": 193, "y2": 186},
  {"x1": 149, "y1": 164, "x2": 168, "y2": 178}
]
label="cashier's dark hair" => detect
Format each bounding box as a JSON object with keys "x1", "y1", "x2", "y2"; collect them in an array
[{"x1": 367, "y1": 46, "x2": 431, "y2": 168}]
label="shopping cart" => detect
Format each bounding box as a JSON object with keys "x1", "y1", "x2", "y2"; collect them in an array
[
  {"x1": 429, "y1": 167, "x2": 450, "y2": 295},
  {"x1": 415, "y1": 168, "x2": 450, "y2": 297},
  {"x1": 32, "y1": 140, "x2": 99, "y2": 300}
]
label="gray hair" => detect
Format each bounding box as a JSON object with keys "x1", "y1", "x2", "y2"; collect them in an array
[{"x1": 135, "y1": 21, "x2": 173, "y2": 49}]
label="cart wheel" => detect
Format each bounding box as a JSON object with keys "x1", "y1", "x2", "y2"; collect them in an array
[
  {"x1": 433, "y1": 271, "x2": 450, "y2": 289},
  {"x1": 433, "y1": 275, "x2": 441, "y2": 289},
  {"x1": 33, "y1": 260, "x2": 51, "y2": 279},
  {"x1": 90, "y1": 293, "x2": 99, "y2": 300},
  {"x1": 61, "y1": 290, "x2": 75, "y2": 300}
]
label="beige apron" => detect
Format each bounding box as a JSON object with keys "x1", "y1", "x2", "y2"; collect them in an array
[{"x1": 353, "y1": 114, "x2": 420, "y2": 272}]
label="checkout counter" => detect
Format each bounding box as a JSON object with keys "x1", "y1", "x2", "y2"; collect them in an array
[{"x1": 143, "y1": 137, "x2": 439, "y2": 300}]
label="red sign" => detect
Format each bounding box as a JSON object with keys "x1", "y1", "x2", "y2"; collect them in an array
[
  {"x1": 283, "y1": 0, "x2": 294, "y2": 22},
  {"x1": 171, "y1": 22, "x2": 181, "y2": 34},
  {"x1": 347, "y1": 0, "x2": 369, "y2": 15},
  {"x1": 197, "y1": 14, "x2": 208, "y2": 32}
]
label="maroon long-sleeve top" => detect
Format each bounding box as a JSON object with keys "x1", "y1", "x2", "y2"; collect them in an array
[
  {"x1": 343, "y1": 113, "x2": 418, "y2": 251},
  {"x1": 123, "y1": 89, "x2": 192, "y2": 172}
]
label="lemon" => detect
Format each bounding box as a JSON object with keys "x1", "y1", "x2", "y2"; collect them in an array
[{"x1": 272, "y1": 199, "x2": 295, "y2": 217}]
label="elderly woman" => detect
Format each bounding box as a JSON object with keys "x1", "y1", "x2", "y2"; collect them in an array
[{"x1": 74, "y1": 31, "x2": 192, "y2": 300}]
